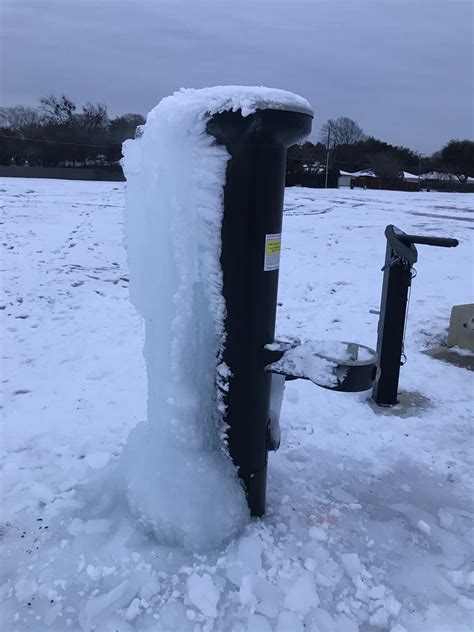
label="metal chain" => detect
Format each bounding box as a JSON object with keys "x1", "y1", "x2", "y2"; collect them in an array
[{"x1": 400, "y1": 264, "x2": 417, "y2": 365}]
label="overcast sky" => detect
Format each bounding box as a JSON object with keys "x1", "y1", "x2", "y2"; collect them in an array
[{"x1": 1, "y1": 0, "x2": 473, "y2": 153}]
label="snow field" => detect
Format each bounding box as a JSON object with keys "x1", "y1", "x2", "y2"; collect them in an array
[{"x1": 1, "y1": 178, "x2": 473, "y2": 631}]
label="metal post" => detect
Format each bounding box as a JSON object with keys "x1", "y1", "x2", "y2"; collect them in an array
[
  {"x1": 208, "y1": 106, "x2": 313, "y2": 516},
  {"x1": 372, "y1": 241, "x2": 413, "y2": 406},
  {"x1": 372, "y1": 225, "x2": 458, "y2": 407},
  {"x1": 325, "y1": 128, "x2": 330, "y2": 188}
]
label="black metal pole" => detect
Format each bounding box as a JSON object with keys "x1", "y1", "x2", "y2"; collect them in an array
[
  {"x1": 208, "y1": 107, "x2": 313, "y2": 516},
  {"x1": 373, "y1": 225, "x2": 458, "y2": 407},
  {"x1": 373, "y1": 237, "x2": 416, "y2": 407}
]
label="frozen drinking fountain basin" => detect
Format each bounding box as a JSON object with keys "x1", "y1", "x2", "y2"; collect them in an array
[{"x1": 265, "y1": 339, "x2": 379, "y2": 392}]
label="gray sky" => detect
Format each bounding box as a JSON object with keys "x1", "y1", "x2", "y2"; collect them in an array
[{"x1": 1, "y1": 0, "x2": 473, "y2": 153}]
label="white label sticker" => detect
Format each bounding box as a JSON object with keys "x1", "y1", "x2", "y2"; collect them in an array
[{"x1": 264, "y1": 233, "x2": 282, "y2": 271}]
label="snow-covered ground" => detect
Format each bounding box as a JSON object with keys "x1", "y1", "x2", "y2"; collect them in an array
[{"x1": 1, "y1": 178, "x2": 473, "y2": 632}]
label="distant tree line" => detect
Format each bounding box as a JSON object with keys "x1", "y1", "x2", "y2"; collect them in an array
[
  {"x1": 288, "y1": 116, "x2": 474, "y2": 184},
  {"x1": 0, "y1": 95, "x2": 145, "y2": 167},
  {"x1": 1, "y1": 100, "x2": 472, "y2": 185}
]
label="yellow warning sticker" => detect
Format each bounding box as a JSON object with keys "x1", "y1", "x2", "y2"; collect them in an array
[{"x1": 264, "y1": 233, "x2": 282, "y2": 271}]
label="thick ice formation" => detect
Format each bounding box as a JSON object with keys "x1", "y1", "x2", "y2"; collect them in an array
[{"x1": 121, "y1": 87, "x2": 310, "y2": 550}]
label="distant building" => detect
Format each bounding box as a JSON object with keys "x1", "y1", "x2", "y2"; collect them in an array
[
  {"x1": 337, "y1": 169, "x2": 419, "y2": 192},
  {"x1": 420, "y1": 171, "x2": 455, "y2": 181},
  {"x1": 402, "y1": 171, "x2": 419, "y2": 182},
  {"x1": 338, "y1": 169, "x2": 376, "y2": 188},
  {"x1": 418, "y1": 171, "x2": 474, "y2": 191}
]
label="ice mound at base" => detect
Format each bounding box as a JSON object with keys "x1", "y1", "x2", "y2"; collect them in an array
[
  {"x1": 121, "y1": 87, "x2": 310, "y2": 551},
  {"x1": 123, "y1": 422, "x2": 249, "y2": 551}
]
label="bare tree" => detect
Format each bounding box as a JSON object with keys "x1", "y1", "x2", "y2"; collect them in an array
[
  {"x1": 78, "y1": 102, "x2": 109, "y2": 131},
  {"x1": 39, "y1": 95, "x2": 76, "y2": 125},
  {"x1": 0, "y1": 106, "x2": 40, "y2": 132},
  {"x1": 320, "y1": 117, "x2": 364, "y2": 146}
]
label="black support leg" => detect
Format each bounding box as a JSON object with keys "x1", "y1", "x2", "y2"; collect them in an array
[{"x1": 373, "y1": 243, "x2": 413, "y2": 406}]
